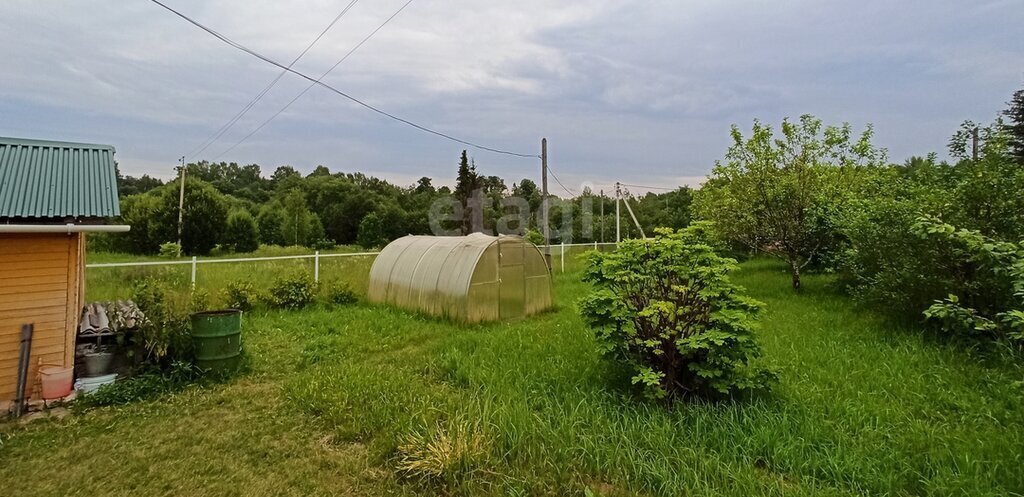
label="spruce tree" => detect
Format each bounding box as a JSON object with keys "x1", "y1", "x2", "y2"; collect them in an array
[
  {"x1": 1004, "y1": 87, "x2": 1024, "y2": 163},
  {"x1": 454, "y1": 150, "x2": 481, "y2": 234}
]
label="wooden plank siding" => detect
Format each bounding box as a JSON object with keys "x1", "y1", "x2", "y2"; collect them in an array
[{"x1": 0, "y1": 233, "x2": 83, "y2": 402}]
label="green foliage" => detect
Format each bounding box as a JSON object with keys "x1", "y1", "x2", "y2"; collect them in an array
[
  {"x1": 357, "y1": 211, "x2": 385, "y2": 248},
  {"x1": 839, "y1": 116, "x2": 1024, "y2": 324},
  {"x1": 132, "y1": 279, "x2": 206, "y2": 363},
  {"x1": 695, "y1": 115, "x2": 885, "y2": 288},
  {"x1": 454, "y1": 150, "x2": 481, "y2": 235},
  {"x1": 579, "y1": 225, "x2": 775, "y2": 401},
  {"x1": 256, "y1": 206, "x2": 286, "y2": 246},
  {"x1": 1005, "y1": 86, "x2": 1024, "y2": 163},
  {"x1": 524, "y1": 228, "x2": 544, "y2": 246},
  {"x1": 108, "y1": 158, "x2": 691, "y2": 255},
  {"x1": 322, "y1": 282, "x2": 358, "y2": 305},
  {"x1": 75, "y1": 361, "x2": 202, "y2": 408},
  {"x1": 224, "y1": 280, "x2": 258, "y2": 311},
  {"x1": 914, "y1": 215, "x2": 1024, "y2": 344},
  {"x1": 264, "y1": 271, "x2": 316, "y2": 310},
  {"x1": 278, "y1": 190, "x2": 325, "y2": 247},
  {"x1": 156, "y1": 178, "x2": 229, "y2": 256},
  {"x1": 113, "y1": 194, "x2": 165, "y2": 254},
  {"x1": 159, "y1": 242, "x2": 182, "y2": 259},
  {"x1": 13, "y1": 261, "x2": 1024, "y2": 496},
  {"x1": 223, "y1": 209, "x2": 260, "y2": 252}
]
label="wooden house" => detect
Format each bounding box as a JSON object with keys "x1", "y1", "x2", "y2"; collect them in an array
[{"x1": 0, "y1": 137, "x2": 128, "y2": 408}]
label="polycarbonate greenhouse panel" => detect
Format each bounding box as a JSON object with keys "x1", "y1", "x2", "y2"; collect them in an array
[{"x1": 368, "y1": 234, "x2": 552, "y2": 323}]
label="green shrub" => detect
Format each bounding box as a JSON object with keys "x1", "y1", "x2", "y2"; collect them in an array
[
  {"x1": 76, "y1": 361, "x2": 202, "y2": 408},
  {"x1": 265, "y1": 272, "x2": 316, "y2": 310},
  {"x1": 524, "y1": 228, "x2": 544, "y2": 246},
  {"x1": 579, "y1": 225, "x2": 776, "y2": 402},
  {"x1": 914, "y1": 215, "x2": 1024, "y2": 344},
  {"x1": 838, "y1": 123, "x2": 1024, "y2": 324},
  {"x1": 159, "y1": 242, "x2": 182, "y2": 259},
  {"x1": 223, "y1": 210, "x2": 260, "y2": 253},
  {"x1": 322, "y1": 282, "x2": 358, "y2": 305},
  {"x1": 224, "y1": 280, "x2": 258, "y2": 311},
  {"x1": 132, "y1": 279, "x2": 204, "y2": 362}
]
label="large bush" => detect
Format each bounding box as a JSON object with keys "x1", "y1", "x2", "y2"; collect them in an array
[
  {"x1": 132, "y1": 279, "x2": 207, "y2": 363},
  {"x1": 838, "y1": 118, "x2": 1024, "y2": 324},
  {"x1": 579, "y1": 225, "x2": 776, "y2": 402},
  {"x1": 155, "y1": 178, "x2": 229, "y2": 256},
  {"x1": 264, "y1": 272, "x2": 316, "y2": 310},
  {"x1": 914, "y1": 216, "x2": 1024, "y2": 344},
  {"x1": 223, "y1": 209, "x2": 260, "y2": 252}
]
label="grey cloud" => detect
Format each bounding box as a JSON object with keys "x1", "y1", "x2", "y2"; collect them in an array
[{"x1": 0, "y1": 0, "x2": 1021, "y2": 191}]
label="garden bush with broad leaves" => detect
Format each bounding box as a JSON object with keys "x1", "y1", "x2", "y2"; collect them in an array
[
  {"x1": 579, "y1": 224, "x2": 776, "y2": 402},
  {"x1": 914, "y1": 215, "x2": 1024, "y2": 344}
]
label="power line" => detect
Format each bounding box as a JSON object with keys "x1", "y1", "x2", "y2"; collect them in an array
[
  {"x1": 148, "y1": 0, "x2": 539, "y2": 159},
  {"x1": 187, "y1": 0, "x2": 360, "y2": 160},
  {"x1": 619, "y1": 183, "x2": 679, "y2": 191},
  {"x1": 546, "y1": 166, "x2": 578, "y2": 197},
  {"x1": 214, "y1": 0, "x2": 411, "y2": 160}
]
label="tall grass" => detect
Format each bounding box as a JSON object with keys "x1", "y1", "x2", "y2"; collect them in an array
[
  {"x1": 3, "y1": 254, "x2": 1020, "y2": 496},
  {"x1": 280, "y1": 259, "x2": 1024, "y2": 496}
]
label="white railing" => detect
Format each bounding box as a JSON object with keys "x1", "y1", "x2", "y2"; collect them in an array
[
  {"x1": 84, "y1": 241, "x2": 619, "y2": 283},
  {"x1": 86, "y1": 251, "x2": 381, "y2": 286}
]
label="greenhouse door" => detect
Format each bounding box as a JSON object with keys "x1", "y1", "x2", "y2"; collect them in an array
[{"x1": 498, "y1": 241, "x2": 526, "y2": 319}]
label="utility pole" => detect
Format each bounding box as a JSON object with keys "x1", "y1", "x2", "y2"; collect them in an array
[
  {"x1": 972, "y1": 126, "x2": 979, "y2": 162},
  {"x1": 176, "y1": 156, "x2": 186, "y2": 256},
  {"x1": 599, "y1": 189, "x2": 604, "y2": 244},
  {"x1": 615, "y1": 182, "x2": 621, "y2": 244},
  {"x1": 541, "y1": 138, "x2": 551, "y2": 269}
]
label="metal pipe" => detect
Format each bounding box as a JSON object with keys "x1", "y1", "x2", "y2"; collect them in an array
[
  {"x1": 0, "y1": 224, "x2": 130, "y2": 234},
  {"x1": 13, "y1": 324, "x2": 33, "y2": 418}
]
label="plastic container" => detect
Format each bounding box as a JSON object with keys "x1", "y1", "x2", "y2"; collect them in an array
[
  {"x1": 39, "y1": 366, "x2": 74, "y2": 399},
  {"x1": 76, "y1": 373, "x2": 118, "y2": 394}
]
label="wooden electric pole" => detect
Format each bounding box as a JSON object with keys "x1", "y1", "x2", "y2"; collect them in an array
[
  {"x1": 972, "y1": 127, "x2": 979, "y2": 162},
  {"x1": 176, "y1": 156, "x2": 186, "y2": 255},
  {"x1": 599, "y1": 189, "x2": 604, "y2": 243},
  {"x1": 541, "y1": 138, "x2": 551, "y2": 268}
]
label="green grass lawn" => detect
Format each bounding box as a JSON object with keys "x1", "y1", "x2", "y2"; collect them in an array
[{"x1": 2, "y1": 258, "x2": 1022, "y2": 496}]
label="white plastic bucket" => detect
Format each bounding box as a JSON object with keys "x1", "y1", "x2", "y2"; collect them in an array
[{"x1": 75, "y1": 373, "x2": 118, "y2": 394}]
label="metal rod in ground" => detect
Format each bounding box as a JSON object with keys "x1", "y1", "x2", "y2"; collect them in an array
[
  {"x1": 176, "y1": 156, "x2": 186, "y2": 254},
  {"x1": 541, "y1": 137, "x2": 551, "y2": 270},
  {"x1": 14, "y1": 324, "x2": 33, "y2": 417}
]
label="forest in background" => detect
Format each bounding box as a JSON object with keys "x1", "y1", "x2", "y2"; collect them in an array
[{"x1": 102, "y1": 151, "x2": 693, "y2": 255}]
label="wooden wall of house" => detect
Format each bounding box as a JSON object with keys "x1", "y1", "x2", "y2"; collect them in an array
[{"x1": 0, "y1": 233, "x2": 84, "y2": 404}]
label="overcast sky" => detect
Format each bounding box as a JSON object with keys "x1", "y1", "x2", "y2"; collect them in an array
[{"x1": 1, "y1": 0, "x2": 1022, "y2": 194}]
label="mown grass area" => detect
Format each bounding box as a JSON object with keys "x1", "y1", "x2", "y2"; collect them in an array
[{"x1": 2, "y1": 258, "x2": 1022, "y2": 496}]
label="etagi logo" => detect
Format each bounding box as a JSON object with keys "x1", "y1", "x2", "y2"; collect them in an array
[{"x1": 426, "y1": 189, "x2": 595, "y2": 244}]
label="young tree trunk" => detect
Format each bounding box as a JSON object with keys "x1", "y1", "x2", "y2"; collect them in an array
[{"x1": 790, "y1": 259, "x2": 801, "y2": 290}]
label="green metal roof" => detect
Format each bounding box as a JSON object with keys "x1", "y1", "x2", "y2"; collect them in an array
[{"x1": 0, "y1": 137, "x2": 121, "y2": 219}]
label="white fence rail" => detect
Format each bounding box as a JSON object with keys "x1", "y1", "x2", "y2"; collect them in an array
[{"x1": 84, "y1": 241, "x2": 620, "y2": 285}]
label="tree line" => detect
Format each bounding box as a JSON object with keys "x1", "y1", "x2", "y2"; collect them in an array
[{"x1": 100, "y1": 152, "x2": 694, "y2": 255}]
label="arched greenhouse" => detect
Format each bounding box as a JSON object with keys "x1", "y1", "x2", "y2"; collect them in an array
[{"x1": 368, "y1": 234, "x2": 552, "y2": 322}]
